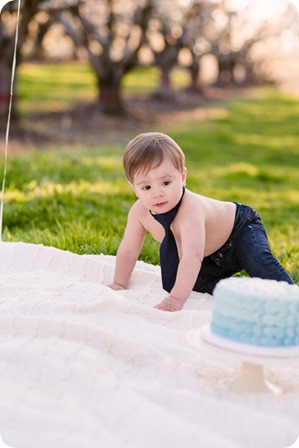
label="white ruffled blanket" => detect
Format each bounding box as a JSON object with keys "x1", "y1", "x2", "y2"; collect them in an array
[{"x1": 0, "y1": 242, "x2": 298, "y2": 448}]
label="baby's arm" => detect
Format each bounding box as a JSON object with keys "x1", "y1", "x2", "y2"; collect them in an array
[
  {"x1": 108, "y1": 203, "x2": 146, "y2": 290},
  {"x1": 155, "y1": 214, "x2": 205, "y2": 311}
]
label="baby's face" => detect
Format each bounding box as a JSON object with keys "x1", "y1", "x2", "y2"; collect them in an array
[{"x1": 131, "y1": 157, "x2": 186, "y2": 213}]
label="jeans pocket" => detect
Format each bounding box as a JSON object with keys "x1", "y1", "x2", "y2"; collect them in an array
[{"x1": 209, "y1": 239, "x2": 233, "y2": 266}]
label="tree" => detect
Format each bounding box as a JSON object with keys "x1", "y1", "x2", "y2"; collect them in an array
[
  {"x1": 0, "y1": 0, "x2": 78, "y2": 128},
  {"x1": 181, "y1": 1, "x2": 216, "y2": 92},
  {"x1": 58, "y1": 0, "x2": 153, "y2": 115},
  {"x1": 207, "y1": 0, "x2": 298, "y2": 86},
  {"x1": 0, "y1": 3, "x2": 17, "y2": 126},
  {"x1": 146, "y1": 12, "x2": 185, "y2": 99},
  {"x1": 145, "y1": 0, "x2": 196, "y2": 99},
  {"x1": 145, "y1": 0, "x2": 214, "y2": 98},
  {"x1": 209, "y1": 7, "x2": 259, "y2": 85},
  {"x1": 0, "y1": 0, "x2": 43, "y2": 127}
]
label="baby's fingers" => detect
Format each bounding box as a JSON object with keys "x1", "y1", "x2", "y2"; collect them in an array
[{"x1": 154, "y1": 302, "x2": 178, "y2": 312}]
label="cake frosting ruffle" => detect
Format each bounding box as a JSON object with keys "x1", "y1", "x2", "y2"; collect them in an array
[{"x1": 211, "y1": 277, "x2": 299, "y2": 347}]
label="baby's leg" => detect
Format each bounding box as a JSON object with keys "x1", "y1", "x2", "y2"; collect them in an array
[
  {"x1": 234, "y1": 219, "x2": 294, "y2": 284},
  {"x1": 192, "y1": 257, "x2": 237, "y2": 294}
]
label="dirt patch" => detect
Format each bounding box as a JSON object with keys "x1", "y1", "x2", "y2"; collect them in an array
[{"x1": 0, "y1": 85, "x2": 253, "y2": 151}]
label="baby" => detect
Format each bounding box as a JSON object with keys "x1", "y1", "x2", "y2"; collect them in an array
[{"x1": 108, "y1": 132, "x2": 293, "y2": 311}]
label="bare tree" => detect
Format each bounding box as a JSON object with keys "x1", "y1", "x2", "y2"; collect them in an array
[
  {"x1": 181, "y1": 1, "x2": 216, "y2": 92},
  {"x1": 145, "y1": 0, "x2": 192, "y2": 99},
  {"x1": 144, "y1": 0, "x2": 214, "y2": 98},
  {"x1": 0, "y1": 3, "x2": 16, "y2": 125},
  {"x1": 209, "y1": 7, "x2": 258, "y2": 85},
  {"x1": 207, "y1": 0, "x2": 298, "y2": 86},
  {"x1": 146, "y1": 14, "x2": 184, "y2": 99},
  {"x1": 0, "y1": 0, "x2": 80, "y2": 128},
  {"x1": 58, "y1": 0, "x2": 153, "y2": 114},
  {"x1": 0, "y1": 0, "x2": 46, "y2": 127}
]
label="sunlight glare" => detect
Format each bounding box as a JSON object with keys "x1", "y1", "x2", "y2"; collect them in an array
[
  {"x1": 226, "y1": 0, "x2": 298, "y2": 24},
  {"x1": 289, "y1": 0, "x2": 299, "y2": 10}
]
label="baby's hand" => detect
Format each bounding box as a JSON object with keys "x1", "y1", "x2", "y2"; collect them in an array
[
  {"x1": 154, "y1": 295, "x2": 185, "y2": 312},
  {"x1": 107, "y1": 283, "x2": 125, "y2": 291}
]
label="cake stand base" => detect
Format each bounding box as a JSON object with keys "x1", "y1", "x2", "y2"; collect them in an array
[
  {"x1": 186, "y1": 324, "x2": 299, "y2": 395},
  {"x1": 220, "y1": 361, "x2": 282, "y2": 394}
]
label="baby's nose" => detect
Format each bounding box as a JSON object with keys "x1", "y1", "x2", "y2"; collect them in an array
[{"x1": 153, "y1": 188, "x2": 164, "y2": 197}]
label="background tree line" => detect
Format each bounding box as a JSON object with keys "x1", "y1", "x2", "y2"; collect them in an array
[{"x1": 0, "y1": 0, "x2": 298, "y2": 126}]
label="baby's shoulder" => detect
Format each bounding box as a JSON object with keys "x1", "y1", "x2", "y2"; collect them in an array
[
  {"x1": 129, "y1": 199, "x2": 148, "y2": 220},
  {"x1": 177, "y1": 191, "x2": 204, "y2": 225},
  {"x1": 181, "y1": 190, "x2": 220, "y2": 224},
  {"x1": 183, "y1": 190, "x2": 206, "y2": 211}
]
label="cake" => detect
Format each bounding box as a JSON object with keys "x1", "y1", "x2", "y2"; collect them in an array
[{"x1": 211, "y1": 277, "x2": 299, "y2": 348}]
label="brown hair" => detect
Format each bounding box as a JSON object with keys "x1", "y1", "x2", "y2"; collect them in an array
[{"x1": 123, "y1": 132, "x2": 185, "y2": 183}]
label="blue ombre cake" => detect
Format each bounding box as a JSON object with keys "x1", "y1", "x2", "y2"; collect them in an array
[{"x1": 211, "y1": 277, "x2": 299, "y2": 348}]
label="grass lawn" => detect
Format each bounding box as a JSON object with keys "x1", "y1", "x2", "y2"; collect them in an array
[
  {"x1": 1, "y1": 63, "x2": 299, "y2": 282},
  {"x1": 17, "y1": 62, "x2": 190, "y2": 115}
]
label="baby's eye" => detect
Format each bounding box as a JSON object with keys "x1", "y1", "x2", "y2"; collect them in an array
[
  {"x1": 142, "y1": 185, "x2": 151, "y2": 191},
  {"x1": 163, "y1": 180, "x2": 171, "y2": 186}
]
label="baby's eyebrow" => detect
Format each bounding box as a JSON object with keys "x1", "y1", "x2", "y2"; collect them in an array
[
  {"x1": 136, "y1": 180, "x2": 149, "y2": 186},
  {"x1": 136, "y1": 174, "x2": 174, "y2": 186},
  {"x1": 160, "y1": 174, "x2": 174, "y2": 180}
]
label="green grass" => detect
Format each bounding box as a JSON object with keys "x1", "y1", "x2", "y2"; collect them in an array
[
  {"x1": 2, "y1": 65, "x2": 299, "y2": 282},
  {"x1": 18, "y1": 62, "x2": 189, "y2": 115},
  {"x1": 18, "y1": 62, "x2": 97, "y2": 114}
]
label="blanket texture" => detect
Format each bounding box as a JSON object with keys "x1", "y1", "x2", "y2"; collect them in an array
[{"x1": 0, "y1": 242, "x2": 298, "y2": 448}]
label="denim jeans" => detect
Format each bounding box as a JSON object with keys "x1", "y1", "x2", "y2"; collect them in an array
[{"x1": 193, "y1": 202, "x2": 294, "y2": 294}]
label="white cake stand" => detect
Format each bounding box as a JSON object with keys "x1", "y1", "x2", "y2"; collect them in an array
[{"x1": 186, "y1": 324, "x2": 299, "y2": 395}]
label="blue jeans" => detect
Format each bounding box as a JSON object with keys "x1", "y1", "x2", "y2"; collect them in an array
[{"x1": 193, "y1": 203, "x2": 294, "y2": 294}]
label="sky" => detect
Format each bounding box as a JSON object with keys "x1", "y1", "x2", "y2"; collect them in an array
[
  {"x1": 254, "y1": 0, "x2": 298, "y2": 12},
  {"x1": 226, "y1": 0, "x2": 299, "y2": 11},
  {"x1": 225, "y1": 0, "x2": 299, "y2": 25},
  {"x1": 290, "y1": 0, "x2": 299, "y2": 10}
]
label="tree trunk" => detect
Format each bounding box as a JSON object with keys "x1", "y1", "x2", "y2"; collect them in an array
[
  {"x1": 216, "y1": 53, "x2": 238, "y2": 85},
  {"x1": 98, "y1": 75, "x2": 125, "y2": 115},
  {"x1": 0, "y1": 58, "x2": 18, "y2": 131},
  {"x1": 160, "y1": 66, "x2": 171, "y2": 92},
  {"x1": 153, "y1": 45, "x2": 181, "y2": 101},
  {"x1": 187, "y1": 57, "x2": 202, "y2": 92},
  {"x1": 0, "y1": 0, "x2": 46, "y2": 130}
]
